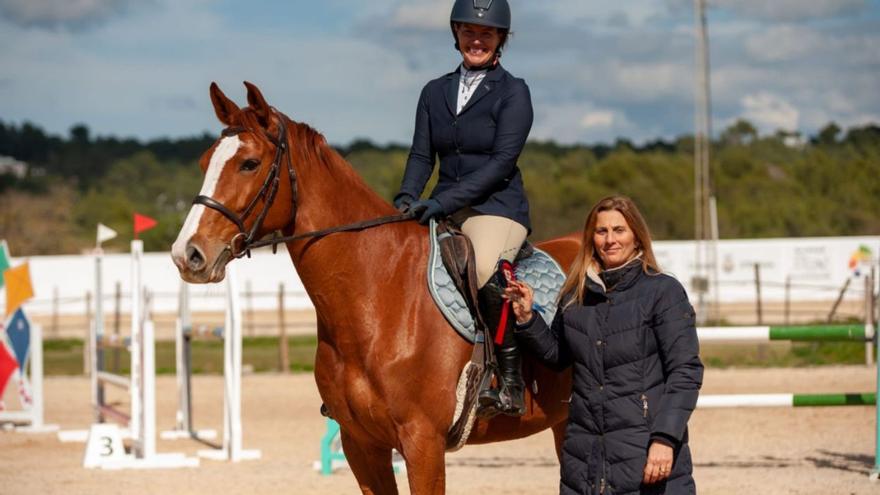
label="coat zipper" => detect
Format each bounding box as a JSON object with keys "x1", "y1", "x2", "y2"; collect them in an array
[
  {"x1": 599, "y1": 477, "x2": 606, "y2": 494},
  {"x1": 641, "y1": 394, "x2": 649, "y2": 418}
]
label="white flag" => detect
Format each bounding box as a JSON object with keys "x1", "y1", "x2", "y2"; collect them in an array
[{"x1": 96, "y1": 223, "x2": 118, "y2": 246}]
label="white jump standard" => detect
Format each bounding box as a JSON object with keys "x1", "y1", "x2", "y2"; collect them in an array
[
  {"x1": 161, "y1": 264, "x2": 261, "y2": 462},
  {"x1": 0, "y1": 318, "x2": 59, "y2": 433},
  {"x1": 81, "y1": 240, "x2": 199, "y2": 469}
]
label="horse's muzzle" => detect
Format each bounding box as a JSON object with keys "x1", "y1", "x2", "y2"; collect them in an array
[{"x1": 172, "y1": 239, "x2": 227, "y2": 284}]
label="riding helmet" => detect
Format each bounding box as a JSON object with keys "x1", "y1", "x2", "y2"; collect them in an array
[
  {"x1": 450, "y1": 0, "x2": 511, "y2": 53},
  {"x1": 450, "y1": 0, "x2": 511, "y2": 30}
]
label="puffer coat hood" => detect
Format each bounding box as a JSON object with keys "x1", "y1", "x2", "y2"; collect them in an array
[{"x1": 516, "y1": 261, "x2": 703, "y2": 494}]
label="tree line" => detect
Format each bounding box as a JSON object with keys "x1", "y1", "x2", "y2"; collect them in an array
[{"x1": 0, "y1": 119, "x2": 877, "y2": 255}]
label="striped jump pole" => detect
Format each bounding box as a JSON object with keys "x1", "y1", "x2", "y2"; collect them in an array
[
  {"x1": 697, "y1": 324, "x2": 872, "y2": 343},
  {"x1": 698, "y1": 393, "x2": 876, "y2": 408},
  {"x1": 698, "y1": 315, "x2": 879, "y2": 481}
]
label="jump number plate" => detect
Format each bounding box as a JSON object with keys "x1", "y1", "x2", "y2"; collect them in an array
[{"x1": 83, "y1": 424, "x2": 126, "y2": 468}]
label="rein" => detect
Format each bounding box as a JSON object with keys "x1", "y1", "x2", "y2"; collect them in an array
[
  {"x1": 192, "y1": 110, "x2": 416, "y2": 258},
  {"x1": 247, "y1": 211, "x2": 415, "y2": 251}
]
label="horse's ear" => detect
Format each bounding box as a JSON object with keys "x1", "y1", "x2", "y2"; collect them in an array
[
  {"x1": 243, "y1": 81, "x2": 272, "y2": 129},
  {"x1": 210, "y1": 82, "x2": 239, "y2": 126}
]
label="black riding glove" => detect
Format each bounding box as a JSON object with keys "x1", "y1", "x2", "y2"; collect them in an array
[
  {"x1": 409, "y1": 199, "x2": 444, "y2": 225},
  {"x1": 393, "y1": 193, "x2": 416, "y2": 213}
]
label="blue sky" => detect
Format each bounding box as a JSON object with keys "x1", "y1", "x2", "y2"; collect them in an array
[{"x1": 1, "y1": 0, "x2": 878, "y2": 146}]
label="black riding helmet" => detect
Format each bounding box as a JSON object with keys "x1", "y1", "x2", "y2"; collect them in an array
[{"x1": 450, "y1": 0, "x2": 511, "y2": 54}]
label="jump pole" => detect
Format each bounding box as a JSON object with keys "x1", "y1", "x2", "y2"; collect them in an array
[
  {"x1": 200, "y1": 263, "x2": 260, "y2": 461},
  {"x1": 698, "y1": 320, "x2": 879, "y2": 481},
  {"x1": 75, "y1": 240, "x2": 199, "y2": 469},
  {"x1": 697, "y1": 324, "x2": 870, "y2": 343},
  {"x1": 162, "y1": 264, "x2": 260, "y2": 462},
  {"x1": 698, "y1": 393, "x2": 875, "y2": 408},
  {"x1": 160, "y1": 281, "x2": 218, "y2": 443}
]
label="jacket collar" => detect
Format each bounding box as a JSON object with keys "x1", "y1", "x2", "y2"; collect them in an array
[
  {"x1": 585, "y1": 254, "x2": 645, "y2": 295},
  {"x1": 445, "y1": 63, "x2": 506, "y2": 116}
]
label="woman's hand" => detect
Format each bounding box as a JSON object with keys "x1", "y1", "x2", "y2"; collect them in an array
[
  {"x1": 504, "y1": 280, "x2": 534, "y2": 324},
  {"x1": 642, "y1": 441, "x2": 674, "y2": 485}
]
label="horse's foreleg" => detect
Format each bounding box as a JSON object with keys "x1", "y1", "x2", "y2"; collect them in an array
[
  {"x1": 399, "y1": 433, "x2": 447, "y2": 495},
  {"x1": 339, "y1": 431, "x2": 399, "y2": 495}
]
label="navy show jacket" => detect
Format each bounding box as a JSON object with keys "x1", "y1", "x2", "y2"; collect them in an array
[{"x1": 397, "y1": 64, "x2": 533, "y2": 231}]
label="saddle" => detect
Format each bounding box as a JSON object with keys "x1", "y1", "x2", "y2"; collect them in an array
[
  {"x1": 428, "y1": 219, "x2": 565, "y2": 343},
  {"x1": 428, "y1": 219, "x2": 566, "y2": 450}
]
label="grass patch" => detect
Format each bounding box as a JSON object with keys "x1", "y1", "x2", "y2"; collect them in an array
[
  {"x1": 43, "y1": 336, "x2": 318, "y2": 376},
  {"x1": 700, "y1": 341, "x2": 870, "y2": 368},
  {"x1": 42, "y1": 333, "x2": 872, "y2": 375}
]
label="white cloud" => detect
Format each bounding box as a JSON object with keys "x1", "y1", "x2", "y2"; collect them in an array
[
  {"x1": 740, "y1": 92, "x2": 799, "y2": 132},
  {"x1": 745, "y1": 24, "x2": 880, "y2": 64},
  {"x1": 608, "y1": 61, "x2": 692, "y2": 102},
  {"x1": 709, "y1": 0, "x2": 867, "y2": 21},
  {"x1": 531, "y1": 101, "x2": 635, "y2": 144},
  {"x1": 388, "y1": 0, "x2": 448, "y2": 30},
  {"x1": 744, "y1": 25, "x2": 824, "y2": 62},
  {"x1": 529, "y1": 0, "x2": 672, "y2": 27},
  {"x1": 0, "y1": 0, "x2": 877, "y2": 146},
  {"x1": 0, "y1": 0, "x2": 144, "y2": 30},
  {"x1": 580, "y1": 111, "x2": 616, "y2": 129}
]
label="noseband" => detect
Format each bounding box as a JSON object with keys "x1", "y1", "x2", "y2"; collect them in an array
[{"x1": 191, "y1": 110, "x2": 298, "y2": 258}]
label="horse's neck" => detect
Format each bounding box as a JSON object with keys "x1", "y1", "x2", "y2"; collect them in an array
[{"x1": 284, "y1": 127, "x2": 409, "y2": 318}]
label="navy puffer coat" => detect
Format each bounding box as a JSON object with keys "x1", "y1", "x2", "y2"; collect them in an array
[{"x1": 516, "y1": 260, "x2": 703, "y2": 495}]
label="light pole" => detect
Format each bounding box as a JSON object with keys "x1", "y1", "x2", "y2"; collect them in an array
[{"x1": 693, "y1": 0, "x2": 717, "y2": 324}]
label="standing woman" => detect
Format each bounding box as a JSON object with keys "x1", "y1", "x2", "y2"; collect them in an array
[
  {"x1": 507, "y1": 196, "x2": 703, "y2": 494},
  {"x1": 394, "y1": 0, "x2": 533, "y2": 416}
]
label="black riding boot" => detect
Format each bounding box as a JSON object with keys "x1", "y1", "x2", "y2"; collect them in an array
[{"x1": 477, "y1": 271, "x2": 526, "y2": 417}]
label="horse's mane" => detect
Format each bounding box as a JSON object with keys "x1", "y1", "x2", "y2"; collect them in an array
[
  {"x1": 232, "y1": 106, "x2": 388, "y2": 209},
  {"x1": 228, "y1": 107, "x2": 343, "y2": 171}
]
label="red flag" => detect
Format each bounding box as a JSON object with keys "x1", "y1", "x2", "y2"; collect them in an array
[{"x1": 133, "y1": 213, "x2": 158, "y2": 239}]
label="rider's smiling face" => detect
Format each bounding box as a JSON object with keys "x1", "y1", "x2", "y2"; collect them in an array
[{"x1": 455, "y1": 22, "x2": 500, "y2": 69}]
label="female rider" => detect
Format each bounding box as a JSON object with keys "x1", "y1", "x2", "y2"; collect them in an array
[{"x1": 394, "y1": 0, "x2": 533, "y2": 416}]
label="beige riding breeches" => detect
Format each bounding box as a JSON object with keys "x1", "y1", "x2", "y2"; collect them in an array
[{"x1": 452, "y1": 209, "x2": 528, "y2": 288}]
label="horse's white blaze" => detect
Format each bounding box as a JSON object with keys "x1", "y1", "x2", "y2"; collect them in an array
[{"x1": 172, "y1": 136, "x2": 242, "y2": 260}]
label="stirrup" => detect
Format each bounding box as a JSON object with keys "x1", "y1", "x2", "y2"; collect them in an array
[{"x1": 478, "y1": 384, "x2": 524, "y2": 417}]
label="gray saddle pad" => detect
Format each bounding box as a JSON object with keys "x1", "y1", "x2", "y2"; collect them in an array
[{"x1": 427, "y1": 219, "x2": 566, "y2": 344}]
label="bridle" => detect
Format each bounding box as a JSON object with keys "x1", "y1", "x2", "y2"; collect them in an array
[
  {"x1": 192, "y1": 109, "x2": 413, "y2": 259},
  {"x1": 192, "y1": 109, "x2": 298, "y2": 259}
]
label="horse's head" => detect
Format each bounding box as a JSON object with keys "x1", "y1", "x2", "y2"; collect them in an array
[{"x1": 172, "y1": 82, "x2": 297, "y2": 283}]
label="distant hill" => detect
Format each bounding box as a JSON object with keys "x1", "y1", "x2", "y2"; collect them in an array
[{"x1": 0, "y1": 119, "x2": 878, "y2": 254}]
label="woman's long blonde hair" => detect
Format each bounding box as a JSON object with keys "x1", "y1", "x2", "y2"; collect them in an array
[{"x1": 558, "y1": 195, "x2": 661, "y2": 306}]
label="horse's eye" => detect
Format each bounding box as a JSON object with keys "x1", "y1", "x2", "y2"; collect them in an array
[{"x1": 240, "y1": 159, "x2": 260, "y2": 172}]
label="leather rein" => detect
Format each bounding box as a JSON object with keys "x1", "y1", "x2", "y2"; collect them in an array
[{"x1": 192, "y1": 110, "x2": 414, "y2": 259}]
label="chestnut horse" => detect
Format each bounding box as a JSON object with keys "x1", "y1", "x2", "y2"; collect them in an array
[{"x1": 172, "y1": 82, "x2": 578, "y2": 494}]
